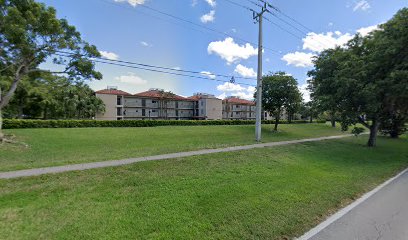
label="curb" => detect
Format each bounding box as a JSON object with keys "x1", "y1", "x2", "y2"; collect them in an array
[{"x1": 296, "y1": 167, "x2": 408, "y2": 240}]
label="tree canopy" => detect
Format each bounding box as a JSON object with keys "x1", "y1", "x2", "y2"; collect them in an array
[
  {"x1": 0, "y1": 0, "x2": 102, "y2": 138},
  {"x1": 261, "y1": 72, "x2": 302, "y2": 131},
  {"x1": 308, "y1": 8, "x2": 408, "y2": 146}
]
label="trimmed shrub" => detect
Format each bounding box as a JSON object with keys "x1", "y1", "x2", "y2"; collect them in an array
[
  {"x1": 3, "y1": 119, "x2": 325, "y2": 129},
  {"x1": 351, "y1": 127, "x2": 365, "y2": 136}
]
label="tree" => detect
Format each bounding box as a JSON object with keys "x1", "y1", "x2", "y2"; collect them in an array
[
  {"x1": 261, "y1": 72, "x2": 302, "y2": 131},
  {"x1": 0, "y1": 0, "x2": 102, "y2": 140},
  {"x1": 308, "y1": 8, "x2": 408, "y2": 146},
  {"x1": 299, "y1": 100, "x2": 320, "y2": 123}
]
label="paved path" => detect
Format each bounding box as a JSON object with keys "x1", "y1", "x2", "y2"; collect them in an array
[
  {"x1": 0, "y1": 134, "x2": 353, "y2": 179},
  {"x1": 299, "y1": 168, "x2": 408, "y2": 240}
]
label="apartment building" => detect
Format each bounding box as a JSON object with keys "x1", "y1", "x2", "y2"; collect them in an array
[
  {"x1": 189, "y1": 93, "x2": 223, "y2": 120},
  {"x1": 95, "y1": 88, "x2": 223, "y2": 120},
  {"x1": 95, "y1": 87, "x2": 270, "y2": 121},
  {"x1": 222, "y1": 96, "x2": 256, "y2": 120}
]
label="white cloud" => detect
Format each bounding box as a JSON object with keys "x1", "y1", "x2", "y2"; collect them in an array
[
  {"x1": 99, "y1": 51, "x2": 119, "y2": 60},
  {"x1": 200, "y1": 10, "x2": 215, "y2": 23},
  {"x1": 205, "y1": 0, "x2": 216, "y2": 7},
  {"x1": 140, "y1": 41, "x2": 151, "y2": 47},
  {"x1": 217, "y1": 84, "x2": 255, "y2": 100},
  {"x1": 282, "y1": 52, "x2": 315, "y2": 68},
  {"x1": 114, "y1": 0, "x2": 145, "y2": 7},
  {"x1": 353, "y1": 0, "x2": 370, "y2": 11},
  {"x1": 191, "y1": 0, "x2": 198, "y2": 7},
  {"x1": 217, "y1": 82, "x2": 245, "y2": 92},
  {"x1": 234, "y1": 64, "x2": 257, "y2": 78},
  {"x1": 208, "y1": 37, "x2": 258, "y2": 64},
  {"x1": 200, "y1": 71, "x2": 216, "y2": 79},
  {"x1": 172, "y1": 67, "x2": 181, "y2": 70},
  {"x1": 328, "y1": 22, "x2": 334, "y2": 27},
  {"x1": 357, "y1": 24, "x2": 379, "y2": 37},
  {"x1": 231, "y1": 28, "x2": 237, "y2": 33},
  {"x1": 303, "y1": 32, "x2": 354, "y2": 52},
  {"x1": 299, "y1": 83, "x2": 311, "y2": 102},
  {"x1": 217, "y1": 92, "x2": 226, "y2": 99},
  {"x1": 115, "y1": 72, "x2": 147, "y2": 85}
]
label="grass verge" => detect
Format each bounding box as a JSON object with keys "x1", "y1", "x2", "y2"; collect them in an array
[
  {"x1": 0, "y1": 123, "x2": 345, "y2": 171},
  {"x1": 0, "y1": 136, "x2": 407, "y2": 239}
]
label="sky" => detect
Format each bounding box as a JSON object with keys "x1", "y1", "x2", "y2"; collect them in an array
[{"x1": 39, "y1": 0, "x2": 407, "y2": 101}]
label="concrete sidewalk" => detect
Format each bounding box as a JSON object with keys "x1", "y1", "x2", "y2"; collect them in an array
[
  {"x1": 0, "y1": 134, "x2": 352, "y2": 179},
  {"x1": 299, "y1": 168, "x2": 408, "y2": 240}
]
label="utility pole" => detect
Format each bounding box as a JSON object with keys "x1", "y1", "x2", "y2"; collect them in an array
[{"x1": 253, "y1": 3, "x2": 268, "y2": 142}]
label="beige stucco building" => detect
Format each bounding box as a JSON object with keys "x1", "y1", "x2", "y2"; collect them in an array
[
  {"x1": 95, "y1": 87, "x2": 273, "y2": 121},
  {"x1": 95, "y1": 88, "x2": 224, "y2": 121}
]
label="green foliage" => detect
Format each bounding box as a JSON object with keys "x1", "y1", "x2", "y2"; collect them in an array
[
  {"x1": 351, "y1": 127, "x2": 365, "y2": 136},
  {"x1": 2, "y1": 119, "x2": 322, "y2": 129},
  {"x1": 308, "y1": 8, "x2": 408, "y2": 146},
  {"x1": 380, "y1": 115, "x2": 407, "y2": 138},
  {"x1": 0, "y1": 0, "x2": 102, "y2": 116},
  {"x1": 1, "y1": 73, "x2": 104, "y2": 119},
  {"x1": 260, "y1": 71, "x2": 302, "y2": 129}
]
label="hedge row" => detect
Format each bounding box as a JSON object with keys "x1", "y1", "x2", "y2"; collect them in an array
[{"x1": 2, "y1": 119, "x2": 325, "y2": 129}]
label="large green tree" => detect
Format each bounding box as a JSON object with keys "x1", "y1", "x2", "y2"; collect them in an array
[
  {"x1": 1, "y1": 73, "x2": 105, "y2": 119},
  {"x1": 0, "y1": 0, "x2": 102, "y2": 139},
  {"x1": 261, "y1": 72, "x2": 302, "y2": 131},
  {"x1": 308, "y1": 8, "x2": 408, "y2": 147}
]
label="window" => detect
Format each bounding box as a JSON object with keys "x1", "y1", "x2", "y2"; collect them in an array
[
  {"x1": 201, "y1": 101, "x2": 204, "y2": 106},
  {"x1": 142, "y1": 99, "x2": 146, "y2": 107},
  {"x1": 152, "y1": 110, "x2": 156, "y2": 113},
  {"x1": 117, "y1": 97, "x2": 122, "y2": 105},
  {"x1": 117, "y1": 108, "x2": 122, "y2": 116},
  {"x1": 152, "y1": 100, "x2": 157, "y2": 104},
  {"x1": 142, "y1": 109, "x2": 146, "y2": 116}
]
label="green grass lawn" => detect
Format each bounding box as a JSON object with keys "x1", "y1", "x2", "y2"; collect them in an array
[
  {"x1": 0, "y1": 123, "x2": 347, "y2": 171},
  {"x1": 0, "y1": 136, "x2": 407, "y2": 239}
]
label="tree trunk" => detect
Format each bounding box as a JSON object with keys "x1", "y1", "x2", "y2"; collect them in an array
[
  {"x1": 0, "y1": 107, "x2": 3, "y2": 141},
  {"x1": 331, "y1": 118, "x2": 336, "y2": 128},
  {"x1": 18, "y1": 102, "x2": 24, "y2": 119},
  {"x1": 310, "y1": 116, "x2": 313, "y2": 123},
  {"x1": 274, "y1": 116, "x2": 279, "y2": 131},
  {"x1": 367, "y1": 120, "x2": 380, "y2": 147},
  {"x1": 0, "y1": 88, "x2": 3, "y2": 141}
]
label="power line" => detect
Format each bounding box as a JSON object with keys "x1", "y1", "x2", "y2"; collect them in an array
[
  {"x1": 257, "y1": 0, "x2": 313, "y2": 33},
  {"x1": 219, "y1": 0, "x2": 254, "y2": 11},
  {"x1": 220, "y1": 0, "x2": 306, "y2": 41},
  {"x1": 263, "y1": 16, "x2": 303, "y2": 40},
  {"x1": 100, "y1": 0, "x2": 280, "y2": 55},
  {"x1": 55, "y1": 50, "x2": 257, "y2": 81},
  {"x1": 54, "y1": 52, "x2": 256, "y2": 87}
]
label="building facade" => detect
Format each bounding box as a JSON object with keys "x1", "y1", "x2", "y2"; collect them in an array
[
  {"x1": 222, "y1": 97, "x2": 256, "y2": 120},
  {"x1": 95, "y1": 87, "x2": 258, "y2": 121}
]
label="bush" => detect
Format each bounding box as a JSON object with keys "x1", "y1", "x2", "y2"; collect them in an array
[
  {"x1": 2, "y1": 119, "x2": 326, "y2": 129},
  {"x1": 351, "y1": 127, "x2": 365, "y2": 136}
]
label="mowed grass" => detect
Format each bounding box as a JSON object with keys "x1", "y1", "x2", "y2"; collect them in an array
[
  {"x1": 0, "y1": 123, "x2": 346, "y2": 171},
  {"x1": 0, "y1": 136, "x2": 407, "y2": 239}
]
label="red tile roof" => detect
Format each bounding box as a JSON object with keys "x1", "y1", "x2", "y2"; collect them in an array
[
  {"x1": 134, "y1": 90, "x2": 191, "y2": 101},
  {"x1": 95, "y1": 89, "x2": 131, "y2": 95},
  {"x1": 223, "y1": 97, "x2": 255, "y2": 106}
]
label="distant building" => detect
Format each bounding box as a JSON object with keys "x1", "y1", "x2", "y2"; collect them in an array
[
  {"x1": 189, "y1": 93, "x2": 222, "y2": 120},
  {"x1": 95, "y1": 87, "x2": 260, "y2": 121},
  {"x1": 222, "y1": 96, "x2": 256, "y2": 120}
]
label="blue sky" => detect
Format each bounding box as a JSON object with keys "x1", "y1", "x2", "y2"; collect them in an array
[{"x1": 40, "y1": 0, "x2": 407, "y2": 100}]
